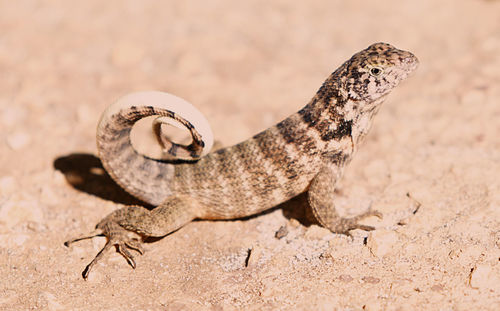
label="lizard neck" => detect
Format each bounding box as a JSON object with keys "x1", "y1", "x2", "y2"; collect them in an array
[{"x1": 297, "y1": 73, "x2": 386, "y2": 160}]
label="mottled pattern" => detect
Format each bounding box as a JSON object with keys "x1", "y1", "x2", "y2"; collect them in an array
[{"x1": 66, "y1": 43, "x2": 418, "y2": 278}]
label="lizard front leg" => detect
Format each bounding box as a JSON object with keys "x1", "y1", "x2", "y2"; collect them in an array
[
  {"x1": 65, "y1": 194, "x2": 201, "y2": 279},
  {"x1": 308, "y1": 165, "x2": 382, "y2": 234}
]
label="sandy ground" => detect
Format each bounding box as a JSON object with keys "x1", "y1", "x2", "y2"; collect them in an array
[{"x1": 1, "y1": 0, "x2": 499, "y2": 310}]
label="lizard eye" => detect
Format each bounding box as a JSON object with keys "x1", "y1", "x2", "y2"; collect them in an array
[{"x1": 369, "y1": 67, "x2": 383, "y2": 76}]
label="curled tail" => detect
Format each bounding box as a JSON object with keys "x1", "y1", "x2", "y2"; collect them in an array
[{"x1": 96, "y1": 91, "x2": 214, "y2": 205}]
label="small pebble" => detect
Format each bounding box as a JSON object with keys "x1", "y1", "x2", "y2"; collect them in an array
[
  {"x1": 469, "y1": 264, "x2": 499, "y2": 290},
  {"x1": 338, "y1": 274, "x2": 353, "y2": 283},
  {"x1": 0, "y1": 234, "x2": 30, "y2": 248},
  {"x1": 0, "y1": 176, "x2": 16, "y2": 194},
  {"x1": 1, "y1": 105, "x2": 26, "y2": 127},
  {"x1": 0, "y1": 197, "x2": 44, "y2": 228},
  {"x1": 40, "y1": 185, "x2": 60, "y2": 205},
  {"x1": 259, "y1": 276, "x2": 278, "y2": 297},
  {"x1": 6, "y1": 131, "x2": 31, "y2": 150},
  {"x1": 366, "y1": 229, "x2": 399, "y2": 257},
  {"x1": 362, "y1": 299, "x2": 384, "y2": 311},
  {"x1": 41, "y1": 292, "x2": 65, "y2": 311},
  {"x1": 246, "y1": 244, "x2": 262, "y2": 268},
  {"x1": 275, "y1": 225, "x2": 288, "y2": 239},
  {"x1": 288, "y1": 218, "x2": 301, "y2": 228},
  {"x1": 362, "y1": 276, "x2": 380, "y2": 284},
  {"x1": 304, "y1": 224, "x2": 331, "y2": 240},
  {"x1": 430, "y1": 284, "x2": 444, "y2": 292}
]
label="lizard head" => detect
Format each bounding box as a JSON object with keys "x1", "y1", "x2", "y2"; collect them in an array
[{"x1": 340, "y1": 42, "x2": 419, "y2": 103}]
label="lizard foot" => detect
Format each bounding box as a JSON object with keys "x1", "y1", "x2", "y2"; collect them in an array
[
  {"x1": 331, "y1": 209, "x2": 383, "y2": 235},
  {"x1": 65, "y1": 220, "x2": 144, "y2": 279}
]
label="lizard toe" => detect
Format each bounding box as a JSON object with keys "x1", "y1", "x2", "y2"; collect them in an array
[
  {"x1": 116, "y1": 242, "x2": 137, "y2": 269},
  {"x1": 125, "y1": 238, "x2": 144, "y2": 255},
  {"x1": 332, "y1": 209, "x2": 382, "y2": 234}
]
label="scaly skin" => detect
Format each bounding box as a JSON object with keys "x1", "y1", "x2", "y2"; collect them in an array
[{"x1": 65, "y1": 42, "x2": 418, "y2": 279}]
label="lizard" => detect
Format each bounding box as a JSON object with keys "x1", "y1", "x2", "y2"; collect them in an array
[{"x1": 65, "y1": 42, "x2": 419, "y2": 279}]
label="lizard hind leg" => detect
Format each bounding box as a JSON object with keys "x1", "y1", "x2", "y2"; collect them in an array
[
  {"x1": 65, "y1": 195, "x2": 200, "y2": 279},
  {"x1": 307, "y1": 165, "x2": 382, "y2": 235},
  {"x1": 64, "y1": 207, "x2": 146, "y2": 279}
]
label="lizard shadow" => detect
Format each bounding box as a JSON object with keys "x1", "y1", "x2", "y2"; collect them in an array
[
  {"x1": 278, "y1": 193, "x2": 318, "y2": 227},
  {"x1": 53, "y1": 153, "x2": 318, "y2": 240},
  {"x1": 53, "y1": 153, "x2": 151, "y2": 208},
  {"x1": 208, "y1": 193, "x2": 318, "y2": 228}
]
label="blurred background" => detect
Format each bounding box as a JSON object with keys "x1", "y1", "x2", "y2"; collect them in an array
[{"x1": 0, "y1": 0, "x2": 499, "y2": 310}]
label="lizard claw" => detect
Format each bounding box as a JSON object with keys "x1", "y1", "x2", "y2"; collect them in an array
[
  {"x1": 124, "y1": 238, "x2": 144, "y2": 255},
  {"x1": 65, "y1": 221, "x2": 144, "y2": 279}
]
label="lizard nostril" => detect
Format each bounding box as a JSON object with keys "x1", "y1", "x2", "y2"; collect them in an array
[{"x1": 401, "y1": 53, "x2": 419, "y2": 71}]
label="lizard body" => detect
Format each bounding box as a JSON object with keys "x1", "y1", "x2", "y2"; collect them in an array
[{"x1": 66, "y1": 43, "x2": 418, "y2": 278}]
